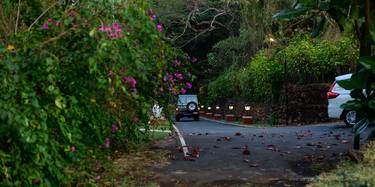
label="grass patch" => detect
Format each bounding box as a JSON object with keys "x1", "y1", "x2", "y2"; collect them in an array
[
  {"x1": 149, "y1": 131, "x2": 171, "y2": 141},
  {"x1": 97, "y1": 145, "x2": 170, "y2": 187},
  {"x1": 311, "y1": 141, "x2": 375, "y2": 187},
  {"x1": 71, "y1": 130, "x2": 173, "y2": 186},
  {"x1": 148, "y1": 119, "x2": 173, "y2": 131}
]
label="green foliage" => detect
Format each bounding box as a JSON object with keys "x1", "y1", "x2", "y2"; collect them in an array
[
  {"x1": 206, "y1": 36, "x2": 357, "y2": 103},
  {"x1": 206, "y1": 0, "x2": 293, "y2": 77},
  {"x1": 0, "y1": 0, "x2": 192, "y2": 185},
  {"x1": 339, "y1": 57, "x2": 375, "y2": 122},
  {"x1": 246, "y1": 51, "x2": 283, "y2": 102},
  {"x1": 207, "y1": 68, "x2": 240, "y2": 104},
  {"x1": 208, "y1": 28, "x2": 264, "y2": 77},
  {"x1": 274, "y1": 0, "x2": 375, "y2": 124},
  {"x1": 207, "y1": 51, "x2": 282, "y2": 103},
  {"x1": 275, "y1": 1, "x2": 375, "y2": 150},
  {"x1": 280, "y1": 36, "x2": 358, "y2": 84}
]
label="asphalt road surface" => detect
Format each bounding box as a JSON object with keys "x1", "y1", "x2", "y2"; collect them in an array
[{"x1": 154, "y1": 118, "x2": 374, "y2": 187}]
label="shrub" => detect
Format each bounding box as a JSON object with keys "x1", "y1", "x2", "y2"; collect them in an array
[
  {"x1": 0, "y1": 0, "x2": 192, "y2": 185},
  {"x1": 207, "y1": 68, "x2": 240, "y2": 104},
  {"x1": 278, "y1": 36, "x2": 358, "y2": 84},
  {"x1": 245, "y1": 51, "x2": 283, "y2": 102},
  {"x1": 205, "y1": 36, "x2": 358, "y2": 104}
]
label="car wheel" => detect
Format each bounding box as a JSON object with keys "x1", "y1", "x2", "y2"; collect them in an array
[
  {"x1": 186, "y1": 102, "x2": 198, "y2": 112},
  {"x1": 175, "y1": 116, "x2": 180, "y2": 122},
  {"x1": 344, "y1": 110, "x2": 357, "y2": 127}
]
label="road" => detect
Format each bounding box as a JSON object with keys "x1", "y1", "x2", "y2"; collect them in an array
[{"x1": 154, "y1": 118, "x2": 374, "y2": 187}]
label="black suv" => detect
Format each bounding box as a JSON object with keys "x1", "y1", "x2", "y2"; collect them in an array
[{"x1": 175, "y1": 94, "x2": 199, "y2": 121}]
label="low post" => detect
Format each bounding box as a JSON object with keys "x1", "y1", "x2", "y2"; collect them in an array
[
  {"x1": 213, "y1": 106, "x2": 222, "y2": 120},
  {"x1": 225, "y1": 105, "x2": 236, "y2": 122},
  {"x1": 205, "y1": 106, "x2": 213, "y2": 118},
  {"x1": 242, "y1": 105, "x2": 253, "y2": 125}
]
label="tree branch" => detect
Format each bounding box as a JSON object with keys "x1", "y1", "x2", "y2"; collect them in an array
[
  {"x1": 28, "y1": 1, "x2": 59, "y2": 31},
  {"x1": 15, "y1": 0, "x2": 21, "y2": 34}
]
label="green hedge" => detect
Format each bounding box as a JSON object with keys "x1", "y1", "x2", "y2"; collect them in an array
[
  {"x1": 207, "y1": 68, "x2": 240, "y2": 104},
  {"x1": 245, "y1": 52, "x2": 283, "y2": 102},
  {"x1": 279, "y1": 36, "x2": 357, "y2": 84},
  {"x1": 206, "y1": 36, "x2": 358, "y2": 103}
]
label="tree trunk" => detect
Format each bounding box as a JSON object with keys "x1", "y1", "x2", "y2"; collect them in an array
[
  {"x1": 355, "y1": 0, "x2": 372, "y2": 56},
  {"x1": 362, "y1": 0, "x2": 371, "y2": 56}
]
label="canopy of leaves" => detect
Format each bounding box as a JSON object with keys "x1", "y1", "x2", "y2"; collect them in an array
[{"x1": 0, "y1": 0, "x2": 192, "y2": 185}]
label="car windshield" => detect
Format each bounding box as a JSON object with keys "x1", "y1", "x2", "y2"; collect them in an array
[{"x1": 177, "y1": 95, "x2": 198, "y2": 105}]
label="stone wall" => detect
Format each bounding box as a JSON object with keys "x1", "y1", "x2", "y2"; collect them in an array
[
  {"x1": 204, "y1": 83, "x2": 332, "y2": 125},
  {"x1": 274, "y1": 83, "x2": 331, "y2": 125}
]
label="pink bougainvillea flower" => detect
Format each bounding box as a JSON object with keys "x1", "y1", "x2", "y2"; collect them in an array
[
  {"x1": 180, "y1": 88, "x2": 187, "y2": 94},
  {"x1": 68, "y1": 10, "x2": 77, "y2": 17},
  {"x1": 109, "y1": 32, "x2": 120, "y2": 39},
  {"x1": 170, "y1": 79, "x2": 175, "y2": 86},
  {"x1": 95, "y1": 175, "x2": 101, "y2": 181},
  {"x1": 47, "y1": 18, "x2": 53, "y2": 22},
  {"x1": 186, "y1": 82, "x2": 192, "y2": 89},
  {"x1": 108, "y1": 70, "x2": 115, "y2": 77},
  {"x1": 122, "y1": 76, "x2": 137, "y2": 88},
  {"x1": 185, "y1": 53, "x2": 190, "y2": 59},
  {"x1": 32, "y1": 178, "x2": 41, "y2": 185},
  {"x1": 98, "y1": 25, "x2": 105, "y2": 32},
  {"x1": 104, "y1": 138, "x2": 110, "y2": 148},
  {"x1": 42, "y1": 22, "x2": 49, "y2": 29},
  {"x1": 191, "y1": 57, "x2": 198, "y2": 63},
  {"x1": 150, "y1": 14, "x2": 157, "y2": 20},
  {"x1": 111, "y1": 123, "x2": 119, "y2": 133},
  {"x1": 164, "y1": 73, "x2": 174, "y2": 82},
  {"x1": 55, "y1": 21, "x2": 61, "y2": 26},
  {"x1": 174, "y1": 72, "x2": 184, "y2": 80},
  {"x1": 112, "y1": 22, "x2": 122, "y2": 32},
  {"x1": 105, "y1": 26, "x2": 112, "y2": 32},
  {"x1": 156, "y1": 23, "x2": 163, "y2": 32},
  {"x1": 167, "y1": 73, "x2": 174, "y2": 81},
  {"x1": 174, "y1": 59, "x2": 181, "y2": 67}
]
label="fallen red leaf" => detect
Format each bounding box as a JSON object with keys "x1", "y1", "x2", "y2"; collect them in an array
[
  {"x1": 243, "y1": 145, "x2": 250, "y2": 155},
  {"x1": 183, "y1": 156, "x2": 195, "y2": 161},
  {"x1": 224, "y1": 136, "x2": 232, "y2": 141}
]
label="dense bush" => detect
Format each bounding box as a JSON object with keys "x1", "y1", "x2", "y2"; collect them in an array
[
  {"x1": 207, "y1": 68, "x2": 240, "y2": 104},
  {"x1": 206, "y1": 36, "x2": 358, "y2": 104},
  {"x1": 245, "y1": 52, "x2": 283, "y2": 102},
  {"x1": 279, "y1": 36, "x2": 358, "y2": 84},
  {"x1": 0, "y1": 0, "x2": 193, "y2": 185}
]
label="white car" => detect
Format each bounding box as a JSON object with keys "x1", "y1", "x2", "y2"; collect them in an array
[{"x1": 327, "y1": 73, "x2": 357, "y2": 126}]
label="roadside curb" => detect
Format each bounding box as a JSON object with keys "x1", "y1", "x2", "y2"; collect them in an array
[
  {"x1": 200, "y1": 116, "x2": 343, "y2": 128},
  {"x1": 172, "y1": 124, "x2": 189, "y2": 157},
  {"x1": 139, "y1": 128, "x2": 172, "y2": 133},
  {"x1": 200, "y1": 116, "x2": 258, "y2": 128}
]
